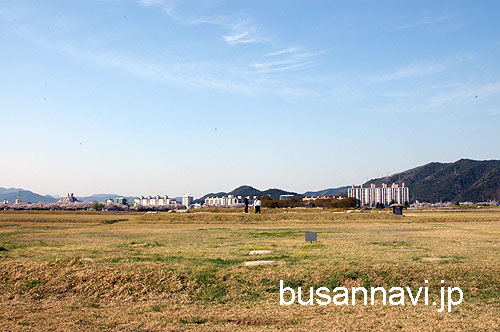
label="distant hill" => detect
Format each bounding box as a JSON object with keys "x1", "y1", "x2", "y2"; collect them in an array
[
  {"x1": 0, "y1": 188, "x2": 138, "y2": 203},
  {"x1": 364, "y1": 159, "x2": 500, "y2": 203},
  {"x1": 195, "y1": 185, "x2": 299, "y2": 203},
  {"x1": 261, "y1": 188, "x2": 299, "y2": 199},
  {"x1": 0, "y1": 187, "x2": 24, "y2": 195},
  {"x1": 0, "y1": 188, "x2": 57, "y2": 203},
  {"x1": 194, "y1": 191, "x2": 227, "y2": 203},
  {"x1": 77, "y1": 194, "x2": 138, "y2": 203},
  {"x1": 303, "y1": 186, "x2": 349, "y2": 197},
  {"x1": 228, "y1": 185, "x2": 262, "y2": 198}
]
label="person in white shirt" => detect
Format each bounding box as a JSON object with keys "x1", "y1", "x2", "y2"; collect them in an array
[{"x1": 254, "y1": 197, "x2": 261, "y2": 214}]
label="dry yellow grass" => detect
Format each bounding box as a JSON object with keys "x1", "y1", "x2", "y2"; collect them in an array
[{"x1": 1, "y1": 209, "x2": 499, "y2": 331}]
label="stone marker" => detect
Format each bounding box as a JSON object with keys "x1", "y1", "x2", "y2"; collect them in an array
[
  {"x1": 130, "y1": 243, "x2": 151, "y2": 247},
  {"x1": 394, "y1": 248, "x2": 422, "y2": 252},
  {"x1": 249, "y1": 250, "x2": 273, "y2": 255},
  {"x1": 81, "y1": 258, "x2": 95, "y2": 263},
  {"x1": 422, "y1": 257, "x2": 452, "y2": 262},
  {"x1": 244, "y1": 260, "x2": 281, "y2": 266}
]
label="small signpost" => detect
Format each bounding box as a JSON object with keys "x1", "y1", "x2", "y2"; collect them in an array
[
  {"x1": 305, "y1": 232, "x2": 317, "y2": 244},
  {"x1": 392, "y1": 204, "x2": 404, "y2": 216}
]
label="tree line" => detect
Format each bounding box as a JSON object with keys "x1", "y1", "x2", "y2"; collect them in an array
[{"x1": 261, "y1": 196, "x2": 359, "y2": 209}]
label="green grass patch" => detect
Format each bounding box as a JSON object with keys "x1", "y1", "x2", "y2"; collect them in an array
[
  {"x1": 246, "y1": 231, "x2": 302, "y2": 238},
  {"x1": 301, "y1": 243, "x2": 326, "y2": 249},
  {"x1": 151, "y1": 305, "x2": 164, "y2": 312},
  {"x1": 191, "y1": 268, "x2": 227, "y2": 302},
  {"x1": 179, "y1": 316, "x2": 208, "y2": 324},
  {"x1": 1, "y1": 240, "x2": 27, "y2": 250},
  {"x1": 25, "y1": 279, "x2": 43, "y2": 290},
  {"x1": 101, "y1": 219, "x2": 128, "y2": 224},
  {"x1": 370, "y1": 240, "x2": 410, "y2": 247}
]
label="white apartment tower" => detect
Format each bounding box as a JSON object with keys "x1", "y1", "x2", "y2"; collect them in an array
[
  {"x1": 59, "y1": 193, "x2": 77, "y2": 203},
  {"x1": 133, "y1": 195, "x2": 174, "y2": 207},
  {"x1": 204, "y1": 195, "x2": 247, "y2": 207},
  {"x1": 348, "y1": 183, "x2": 410, "y2": 206},
  {"x1": 182, "y1": 193, "x2": 193, "y2": 208}
]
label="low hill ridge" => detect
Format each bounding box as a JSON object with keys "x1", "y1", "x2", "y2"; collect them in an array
[{"x1": 195, "y1": 185, "x2": 298, "y2": 203}]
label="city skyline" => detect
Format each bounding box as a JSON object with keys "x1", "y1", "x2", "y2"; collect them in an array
[{"x1": 1, "y1": 1, "x2": 500, "y2": 197}]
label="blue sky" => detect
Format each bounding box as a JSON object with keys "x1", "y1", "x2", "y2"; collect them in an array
[{"x1": 1, "y1": 0, "x2": 500, "y2": 197}]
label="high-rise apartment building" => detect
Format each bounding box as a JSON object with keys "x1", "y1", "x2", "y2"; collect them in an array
[
  {"x1": 134, "y1": 195, "x2": 174, "y2": 206},
  {"x1": 59, "y1": 193, "x2": 78, "y2": 203},
  {"x1": 182, "y1": 193, "x2": 194, "y2": 208},
  {"x1": 348, "y1": 183, "x2": 409, "y2": 206},
  {"x1": 204, "y1": 195, "x2": 247, "y2": 207}
]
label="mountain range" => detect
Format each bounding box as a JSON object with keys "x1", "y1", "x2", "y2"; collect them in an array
[
  {"x1": 303, "y1": 186, "x2": 349, "y2": 197},
  {"x1": 364, "y1": 159, "x2": 500, "y2": 203},
  {"x1": 76, "y1": 194, "x2": 138, "y2": 203},
  {"x1": 194, "y1": 185, "x2": 349, "y2": 203},
  {"x1": 2, "y1": 159, "x2": 499, "y2": 204},
  {"x1": 0, "y1": 188, "x2": 57, "y2": 203},
  {"x1": 0, "y1": 189, "x2": 138, "y2": 204}
]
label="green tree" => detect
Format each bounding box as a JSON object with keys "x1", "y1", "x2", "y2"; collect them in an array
[{"x1": 92, "y1": 201, "x2": 104, "y2": 211}]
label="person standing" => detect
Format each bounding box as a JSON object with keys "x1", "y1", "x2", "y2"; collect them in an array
[
  {"x1": 244, "y1": 196, "x2": 249, "y2": 214},
  {"x1": 254, "y1": 197, "x2": 261, "y2": 214}
]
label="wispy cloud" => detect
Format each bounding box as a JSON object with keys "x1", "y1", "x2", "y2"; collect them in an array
[
  {"x1": 136, "y1": 0, "x2": 265, "y2": 46},
  {"x1": 252, "y1": 59, "x2": 316, "y2": 73},
  {"x1": 266, "y1": 47, "x2": 300, "y2": 56},
  {"x1": 255, "y1": 61, "x2": 316, "y2": 73},
  {"x1": 39, "y1": 40, "x2": 259, "y2": 93},
  {"x1": 425, "y1": 82, "x2": 500, "y2": 108},
  {"x1": 252, "y1": 48, "x2": 324, "y2": 73},
  {"x1": 487, "y1": 109, "x2": 500, "y2": 117},
  {"x1": 30, "y1": 33, "x2": 324, "y2": 97},
  {"x1": 137, "y1": 0, "x2": 170, "y2": 6},
  {"x1": 2, "y1": 1, "x2": 325, "y2": 97},
  {"x1": 367, "y1": 55, "x2": 474, "y2": 83},
  {"x1": 223, "y1": 30, "x2": 250, "y2": 44},
  {"x1": 223, "y1": 24, "x2": 265, "y2": 45},
  {"x1": 135, "y1": 0, "x2": 323, "y2": 72},
  {"x1": 392, "y1": 14, "x2": 458, "y2": 31},
  {"x1": 368, "y1": 63, "x2": 450, "y2": 82},
  {"x1": 368, "y1": 81, "x2": 500, "y2": 115}
]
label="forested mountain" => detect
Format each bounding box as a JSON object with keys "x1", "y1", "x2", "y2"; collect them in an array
[
  {"x1": 364, "y1": 159, "x2": 500, "y2": 203},
  {"x1": 303, "y1": 186, "x2": 349, "y2": 197}
]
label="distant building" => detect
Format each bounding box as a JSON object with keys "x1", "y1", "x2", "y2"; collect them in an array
[
  {"x1": 204, "y1": 195, "x2": 248, "y2": 207},
  {"x1": 59, "y1": 193, "x2": 78, "y2": 203},
  {"x1": 279, "y1": 195, "x2": 295, "y2": 200},
  {"x1": 107, "y1": 197, "x2": 127, "y2": 205},
  {"x1": 302, "y1": 195, "x2": 342, "y2": 201},
  {"x1": 133, "y1": 195, "x2": 175, "y2": 207},
  {"x1": 348, "y1": 183, "x2": 409, "y2": 206},
  {"x1": 182, "y1": 193, "x2": 193, "y2": 208},
  {"x1": 409, "y1": 201, "x2": 452, "y2": 209}
]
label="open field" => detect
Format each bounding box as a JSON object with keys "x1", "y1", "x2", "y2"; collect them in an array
[{"x1": 1, "y1": 209, "x2": 500, "y2": 331}]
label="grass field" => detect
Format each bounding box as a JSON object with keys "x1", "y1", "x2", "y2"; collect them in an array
[{"x1": 1, "y1": 209, "x2": 499, "y2": 331}]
